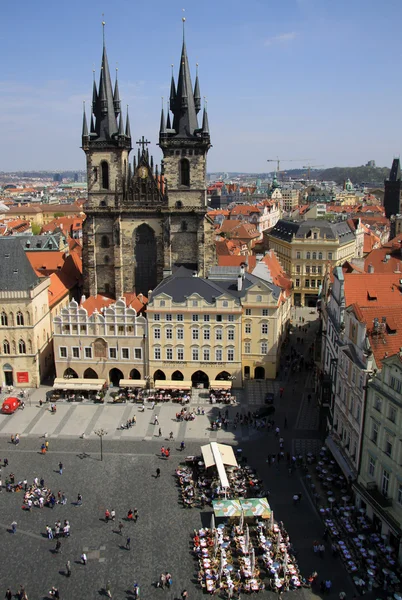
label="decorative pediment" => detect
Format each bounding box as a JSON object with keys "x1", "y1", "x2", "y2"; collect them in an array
[{"x1": 124, "y1": 144, "x2": 167, "y2": 208}]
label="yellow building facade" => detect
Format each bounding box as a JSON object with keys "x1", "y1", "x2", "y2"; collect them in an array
[{"x1": 267, "y1": 219, "x2": 357, "y2": 307}]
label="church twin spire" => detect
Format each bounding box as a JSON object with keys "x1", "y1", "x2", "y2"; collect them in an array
[
  {"x1": 160, "y1": 30, "x2": 210, "y2": 142},
  {"x1": 82, "y1": 32, "x2": 131, "y2": 149}
]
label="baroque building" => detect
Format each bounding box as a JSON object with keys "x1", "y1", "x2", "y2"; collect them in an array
[{"x1": 82, "y1": 30, "x2": 216, "y2": 299}]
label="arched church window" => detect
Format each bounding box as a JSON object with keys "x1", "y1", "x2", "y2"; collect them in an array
[
  {"x1": 3, "y1": 340, "x2": 10, "y2": 354},
  {"x1": 101, "y1": 235, "x2": 110, "y2": 249},
  {"x1": 1, "y1": 312, "x2": 7, "y2": 326},
  {"x1": 180, "y1": 159, "x2": 190, "y2": 187},
  {"x1": 16, "y1": 311, "x2": 24, "y2": 326},
  {"x1": 101, "y1": 161, "x2": 109, "y2": 190}
]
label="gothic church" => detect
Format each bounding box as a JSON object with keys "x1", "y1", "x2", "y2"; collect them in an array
[{"x1": 81, "y1": 29, "x2": 216, "y2": 297}]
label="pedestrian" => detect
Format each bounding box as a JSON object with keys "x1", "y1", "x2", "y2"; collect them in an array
[
  {"x1": 156, "y1": 468, "x2": 160, "y2": 478},
  {"x1": 45, "y1": 441, "x2": 49, "y2": 451},
  {"x1": 158, "y1": 573, "x2": 166, "y2": 589},
  {"x1": 133, "y1": 508, "x2": 138, "y2": 522},
  {"x1": 181, "y1": 590, "x2": 188, "y2": 599},
  {"x1": 133, "y1": 583, "x2": 139, "y2": 598},
  {"x1": 126, "y1": 536, "x2": 131, "y2": 550},
  {"x1": 180, "y1": 441, "x2": 185, "y2": 451},
  {"x1": 325, "y1": 580, "x2": 332, "y2": 594},
  {"x1": 55, "y1": 539, "x2": 61, "y2": 553},
  {"x1": 5, "y1": 588, "x2": 12, "y2": 600},
  {"x1": 319, "y1": 543, "x2": 325, "y2": 558},
  {"x1": 160, "y1": 446, "x2": 165, "y2": 457},
  {"x1": 81, "y1": 552, "x2": 87, "y2": 565},
  {"x1": 169, "y1": 431, "x2": 173, "y2": 440},
  {"x1": 77, "y1": 493, "x2": 82, "y2": 505},
  {"x1": 105, "y1": 509, "x2": 110, "y2": 522},
  {"x1": 118, "y1": 521, "x2": 124, "y2": 535},
  {"x1": 58, "y1": 462, "x2": 63, "y2": 475},
  {"x1": 154, "y1": 415, "x2": 159, "y2": 425},
  {"x1": 339, "y1": 593, "x2": 346, "y2": 600},
  {"x1": 65, "y1": 560, "x2": 71, "y2": 577},
  {"x1": 110, "y1": 509, "x2": 116, "y2": 521},
  {"x1": 105, "y1": 580, "x2": 112, "y2": 598},
  {"x1": 49, "y1": 586, "x2": 60, "y2": 599},
  {"x1": 11, "y1": 521, "x2": 17, "y2": 534},
  {"x1": 158, "y1": 427, "x2": 162, "y2": 437}
]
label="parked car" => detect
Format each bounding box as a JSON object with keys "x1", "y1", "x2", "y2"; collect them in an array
[
  {"x1": 2, "y1": 397, "x2": 21, "y2": 414},
  {"x1": 264, "y1": 392, "x2": 275, "y2": 404}
]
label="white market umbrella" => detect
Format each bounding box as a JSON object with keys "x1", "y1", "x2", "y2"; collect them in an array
[
  {"x1": 250, "y1": 547, "x2": 255, "y2": 573},
  {"x1": 214, "y1": 529, "x2": 219, "y2": 557},
  {"x1": 210, "y1": 512, "x2": 216, "y2": 531},
  {"x1": 245, "y1": 524, "x2": 250, "y2": 549},
  {"x1": 283, "y1": 549, "x2": 288, "y2": 575},
  {"x1": 239, "y1": 509, "x2": 244, "y2": 532}
]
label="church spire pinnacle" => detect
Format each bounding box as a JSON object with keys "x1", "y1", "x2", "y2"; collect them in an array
[
  {"x1": 194, "y1": 63, "x2": 201, "y2": 114},
  {"x1": 92, "y1": 20, "x2": 118, "y2": 140},
  {"x1": 202, "y1": 97, "x2": 209, "y2": 136},
  {"x1": 82, "y1": 101, "x2": 89, "y2": 139},
  {"x1": 113, "y1": 67, "x2": 121, "y2": 117},
  {"x1": 159, "y1": 96, "x2": 166, "y2": 135},
  {"x1": 125, "y1": 105, "x2": 131, "y2": 139}
]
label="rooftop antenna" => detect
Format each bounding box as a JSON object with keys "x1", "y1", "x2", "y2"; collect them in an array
[
  {"x1": 102, "y1": 14, "x2": 106, "y2": 46},
  {"x1": 182, "y1": 8, "x2": 186, "y2": 41}
]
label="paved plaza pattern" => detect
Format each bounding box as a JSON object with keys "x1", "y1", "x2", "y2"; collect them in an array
[{"x1": 0, "y1": 309, "x2": 357, "y2": 599}]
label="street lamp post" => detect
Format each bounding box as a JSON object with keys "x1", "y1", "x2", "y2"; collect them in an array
[{"x1": 94, "y1": 428, "x2": 108, "y2": 461}]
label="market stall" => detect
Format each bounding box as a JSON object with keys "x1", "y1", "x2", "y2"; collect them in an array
[{"x1": 51, "y1": 378, "x2": 107, "y2": 401}]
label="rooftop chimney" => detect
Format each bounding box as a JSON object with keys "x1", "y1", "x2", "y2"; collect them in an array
[
  {"x1": 148, "y1": 289, "x2": 152, "y2": 301},
  {"x1": 80, "y1": 295, "x2": 86, "y2": 305},
  {"x1": 368, "y1": 264, "x2": 374, "y2": 273},
  {"x1": 192, "y1": 271, "x2": 198, "y2": 277},
  {"x1": 138, "y1": 293, "x2": 143, "y2": 303},
  {"x1": 237, "y1": 275, "x2": 243, "y2": 291}
]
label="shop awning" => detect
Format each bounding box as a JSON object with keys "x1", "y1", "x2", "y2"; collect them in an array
[
  {"x1": 240, "y1": 498, "x2": 271, "y2": 519},
  {"x1": 119, "y1": 379, "x2": 146, "y2": 388},
  {"x1": 210, "y1": 380, "x2": 232, "y2": 390},
  {"x1": 201, "y1": 442, "x2": 238, "y2": 489},
  {"x1": 53, "y1": 378, "x2": 107, "y2": 392},
  {"x1": 154, "y1": 380, "x2": 192, "y2": 390},
  {"x1": 325, "y1": 435, "x2": 356, "y2": 481},
  {"x1": 213, "y1": 499, "x2": 242, "y2": 518}
]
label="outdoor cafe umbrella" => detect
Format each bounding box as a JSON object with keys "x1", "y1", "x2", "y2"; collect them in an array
[
  {"x1": 210, "y1": 512, "x2": 216, "y2": 531},
  {"x1": 245, "y1": 524, "x2": 250, "y2": 549},
  {"x1": 239, "y1": 509, "x2": 244, "y2": 532},
  {"x1": 250, "y1": 547, "x2": 255, "y2": 573},
  {"x1": 283, "y1": 549, "x2": 288, "y2": 575},
  {"x1": 214, "y1": 529, "x2": 219, "y2": 558}
]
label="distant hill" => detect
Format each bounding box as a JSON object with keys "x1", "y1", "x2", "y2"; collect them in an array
[{"x1": 318, "y1": 165, "x2": 389, "y2": 185}]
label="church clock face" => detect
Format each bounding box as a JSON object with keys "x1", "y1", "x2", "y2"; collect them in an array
[{"x1": 137, "y1": 166, "x2": 148, "y2": 179}]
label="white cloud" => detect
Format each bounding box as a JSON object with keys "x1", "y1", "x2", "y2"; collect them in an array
[{"x1": 263, "y1": 32, "x2": 297, "y2": 46}]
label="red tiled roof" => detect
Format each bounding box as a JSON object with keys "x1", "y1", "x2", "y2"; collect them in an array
[
  {"x1": 353, "y1": 306, "x2": 402, "y2": 368},
  {"x1": 218, "y1": 255, "x2": 257, "y2": 271},
  {"x1": 230, "y1": 205, "x2": 261, "y2": 216},
  {"x1": 26, "y1": 251, "x2": 66, "y2": 276},
  {"x1": 363, "y1": 233, "x2": 402, "y2": 273},
  {"x1": 260, "y1": 250, "x2": 292, "y2": 295},
  {"x1": 81, "y1": 293, "x2": 147, "y2": 317},
  {"x1": 343, "y1": 273, "x2": 402, "y2": 307}
]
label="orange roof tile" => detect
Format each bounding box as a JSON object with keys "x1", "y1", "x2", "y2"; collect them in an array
[
  {"x1": 48, "y1": 273, "x2": 70, "y2": 308},
  {"x1": 363, "y1": 233, "x2": 402, "y2": 273},
  {"x1": 81, "y1": 293, "x2": 147, "y2": 317},
  {"x1": 353, "y1": 306, "x2": 402, "y2": 367},
  {"x1": 344, "y1": 272, "x2": 402, "y2": 307},
  {"x1": 260, "y1": 250, "x2": 293, "y2": 294},
  {"x1": 218, "y1": 255, "x2": 256, "y2": 271},
  {"x1": 26, "y1": 251, "x2": 66, "y2": 276}
]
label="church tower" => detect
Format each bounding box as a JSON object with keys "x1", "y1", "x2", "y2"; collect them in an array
[
  {"x1": 159, "y1": 22, "x2": 216, "y2": 277},
  {"x1": 82, "y1": 23, "x2": 216, "y2": 298},
  {"x1": 82, "y1": 31, "x2": 131, "y2": 298}
]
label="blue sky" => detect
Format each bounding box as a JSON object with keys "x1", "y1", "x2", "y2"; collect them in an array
[{"x1": 1, "y1": 0, "x2": 402, "y2": 173}]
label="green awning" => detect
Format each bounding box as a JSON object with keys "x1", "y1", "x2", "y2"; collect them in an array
[
  {"x1": 212, "y1": 499, "x2": 242, "y2": 517},
  {"x1": 240, "y1": 498, "x2": 271, "y2": 518}
]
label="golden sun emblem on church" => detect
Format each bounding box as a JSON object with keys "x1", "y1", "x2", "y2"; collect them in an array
[{"x1": 137, "y1": 166, "x2": 148, "y2": 179}]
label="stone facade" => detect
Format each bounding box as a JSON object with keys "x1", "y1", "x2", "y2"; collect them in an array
[{"x1": 82, "y1": 38, "x2": 216, "y2": 300}]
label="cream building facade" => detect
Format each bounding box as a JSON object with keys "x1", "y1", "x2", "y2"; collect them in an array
[
  {"x1": 53, "y1": 296, "x2": 147, "y2": 385},
  {"x1": 354, "y1": 354, "x2": 402, "y2": 559},
  {"x1": 146, "y1": 266, "x2": 291, "y2": 387},
  {"x1": 0, "y1": 239, "x2": 54, "y2": 388},
  {"x1": 267, "y1": 219, "x2": 357, "y2": 307}
]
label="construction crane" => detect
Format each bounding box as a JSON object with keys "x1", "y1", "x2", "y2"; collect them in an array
[
  {"x1": 303, "y1": 164, "x2": 324, "y2": 181},
  {"x1": 267, "y1": 158, "x2": 313, "y2": 180}
]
